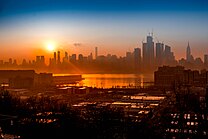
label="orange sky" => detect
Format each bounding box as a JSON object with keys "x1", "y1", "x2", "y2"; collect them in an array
[
  {"x1": 0, "y1": 38, "x2": 207, "y2": 65},
  {"x1": 0, "y1": 0, "x2": 208, "y2": 65}
]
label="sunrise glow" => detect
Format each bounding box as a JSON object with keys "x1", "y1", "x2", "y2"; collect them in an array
[{"x1": 46, "y1": 42, "x2": 55, "y2": 52}]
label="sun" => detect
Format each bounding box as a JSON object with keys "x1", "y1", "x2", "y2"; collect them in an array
[{"x1": 46, "y1": 43, "x2": 55, "y2": 52}]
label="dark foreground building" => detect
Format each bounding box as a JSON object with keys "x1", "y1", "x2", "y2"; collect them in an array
[
  {"x1": 0, "y1": 70, "x2": 35, "y2": 88},
  {"x1": 154, "y1": 66, "x2": 208, "y2": 88},
  {"x1": 0, "y1": 70, "x2": 83, "y2": 89}
]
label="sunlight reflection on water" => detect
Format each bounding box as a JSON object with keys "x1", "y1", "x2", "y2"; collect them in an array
[{"x1": 54, "y1": 74, "x2": 154, "y2": 88}]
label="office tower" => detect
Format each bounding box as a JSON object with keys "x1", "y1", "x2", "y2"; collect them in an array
[
  {"x1": 57, "y1": 51, "x2": 61, "y2": 64},
  {"x1": 164, "y1": 45, "x2": 171, "y2": 64},
  {"x1": 186, "y1": 42, "x2": 191, "y2": 62},
  {"x1": 164, "y1": 45, "x2": 171, "y2": 55},
  {"x1": 78, "y1": 54, "x2": 84, "y2": 62},
  {"x1": 40, "y1": 56, "x2": 45, "y2": 65},
  {"x1": 65, "y1": 52, "x2": 68, "y2": 60},
  {"x1": 36, "y1": 56, "x2": 41, "y2": 64},
  {"x1": 88, "y1": 53, "x2": 93, "y2": 61},
  {"x1": 164, "y1": 45, "x2": 175, "y2": 65},
  {"x1": 53, "y1": 52, "x2": 57, "y2": 64},
  {"x1": 36, "y1": 56, "x2": 45, "y2": 66},
  {"x1": 9, "y1": 58, "x2": 12, "y2": 65},
  {"x1": 95, "y1": 47, "x2": 98, "y2": 60},
  {"x1": 71, "y1": 54, "x2": 76, "y2": 62},
  {"x1": 156, "y1": 43, "x2": 164, "y2": 66},
  {"x1": 63, "y1": 52, "x2": 69, "y2": 63},
  {"x1": 125, "y1": 51, "x2": 134, "y2": 71},
  {"x1": 134, "y1": 48, "x2": 141, "y2": 72},
  {"x1": 126, "y1": 52, "x2": 132, "y2": 61},
  {"x1": 142, "y1": 35, "x2": 154, "y2": 69}
]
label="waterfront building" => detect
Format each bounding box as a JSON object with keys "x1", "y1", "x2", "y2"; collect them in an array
[{"x1": 154, "y1": 66, "x2": 208, "y2": 88}]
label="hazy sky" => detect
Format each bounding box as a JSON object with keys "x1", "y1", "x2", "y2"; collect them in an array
[{"x1": 0, "y1": 0, "x2": 208, "y2": 62}]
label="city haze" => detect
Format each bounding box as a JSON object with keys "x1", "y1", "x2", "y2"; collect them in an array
[
  {"x1": 1, "y1": 1, "x2": 208, "y2": 139},
  {"x1": 0, "y1": 0, "x2": 208, "y2": 62}
]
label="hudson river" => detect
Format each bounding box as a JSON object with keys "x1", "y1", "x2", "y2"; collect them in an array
[{"x1": 55, "y1": 74, "x2": 154, "y2": 88}]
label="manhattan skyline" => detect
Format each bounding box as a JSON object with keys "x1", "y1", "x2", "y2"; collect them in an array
[
  {"x1": 0, "y1": 34, "x2": 207, "y2": 74},
  {"x1": 0, "y1": 0, "x2": 208, "y2": 62}
]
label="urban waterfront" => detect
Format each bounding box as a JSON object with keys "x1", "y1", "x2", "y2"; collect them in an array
[
  {"x1": 1, "y1": 0, "x2": 208, "y2": 138},
  {"x1": 53, "y1": 74, "x2": 154, "y2": 88}
]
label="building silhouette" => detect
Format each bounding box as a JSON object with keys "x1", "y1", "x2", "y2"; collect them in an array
[
  {"x1": 57, "y1": 51, "x2": 61, "y2": 64},
  {"x1": 95, "y1": 47, "x2": 98, "y2": 60},
  {"x1": 134, "y1": 48, "x2": 141, "y2": 72},
  {"x1": 70, "y1": 54, "x2": 76, "y2": 63},
  {"x1": 1, "y1": 34, "x2": 207, "y2": 73},
  {"x1": 155, "y1": 66, "x2": 208, "y2": 88},
  {"x1": 64, "y1": 52, "x2": 69, "y2": 61},
  {"x1": 163, "y1": 45, "x2": 175, "y2": 65},
  {"x1": 53, "y1": 52, "x2": 56, "y2": 64},
  {"x1": 156, "y1": 42, "x2": 164, "y2": 66},
  {"x1": 0, "y1": 70, "x2": 35, "y2": 88},
  {"x1": 186, "y1": 42, "x2": 194, "y2": 63},
  {"x1": 142, "y1": 35, "x2": 154, "y2": 70}
]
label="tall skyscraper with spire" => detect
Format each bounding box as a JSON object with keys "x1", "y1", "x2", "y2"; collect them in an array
[
  {"x1": 186, "y1": 42, "x2": 194, "y2": 63},
  {"x1": 142, "y1": 34, "x2": 154, "y2": 70},
  {"x1": 186, "y1": 42, "x2": 191, "y2": 62}
]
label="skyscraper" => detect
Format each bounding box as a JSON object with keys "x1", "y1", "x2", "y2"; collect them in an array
[
  {"x1": 78, "y1": 54, "x2": 84, "y2": 62},
  {"x1": 142, "y1": 35, "x2": 154, "y2": 70},
  {"x1": 164, "y1": 45, "x2": 175, "y2": 65},
  {"x1": 126, "y1": 52, "x2": 133, "y2": 61},
  {"x1": 36, "y1": 56, "x2": 45, "y2": 66},
  {"x1": 63, "y1": 51, "x2": 69, "y2": 63},
  {"x1": 156, "y1": 42, "x2": 164, "y2": 66},
  {"x1": 164, "y1": 45, "x2": 171, "y2": 55},
  {"x1": 36, "y1": 56, "x2": 41, "y2": 64},
  {"x1": 40, "y1": 56, "x2": 45, "y2": 65},
  {"x1": 71, "y1": 54, "x2": 76, "y2": 62},
  {"x1": 53, "y1": 52, "x2": 57, "y2": 64},
  {"x1": 134, "y1": 48, "x2": 141, "y2": 72},
  {"x1": 186, "y1": 42, "x2": 191, "y2": 62},
  {"x1": 65, "y1": 52, "x2": 68, "y2": 60},
  {"x1": 95, "y1": 47, "x2": 98, "y2": 60},
  {"x1": 57, "y1": 51, "x2": 61, "y2": 64}
]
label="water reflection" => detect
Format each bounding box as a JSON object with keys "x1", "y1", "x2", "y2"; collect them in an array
[
  {"x1": 53, "y1": 74, "x2": 154, "y2": 88},
  {"x1": 80, "y1": 74, "x2": 154, "y2": 88}
]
